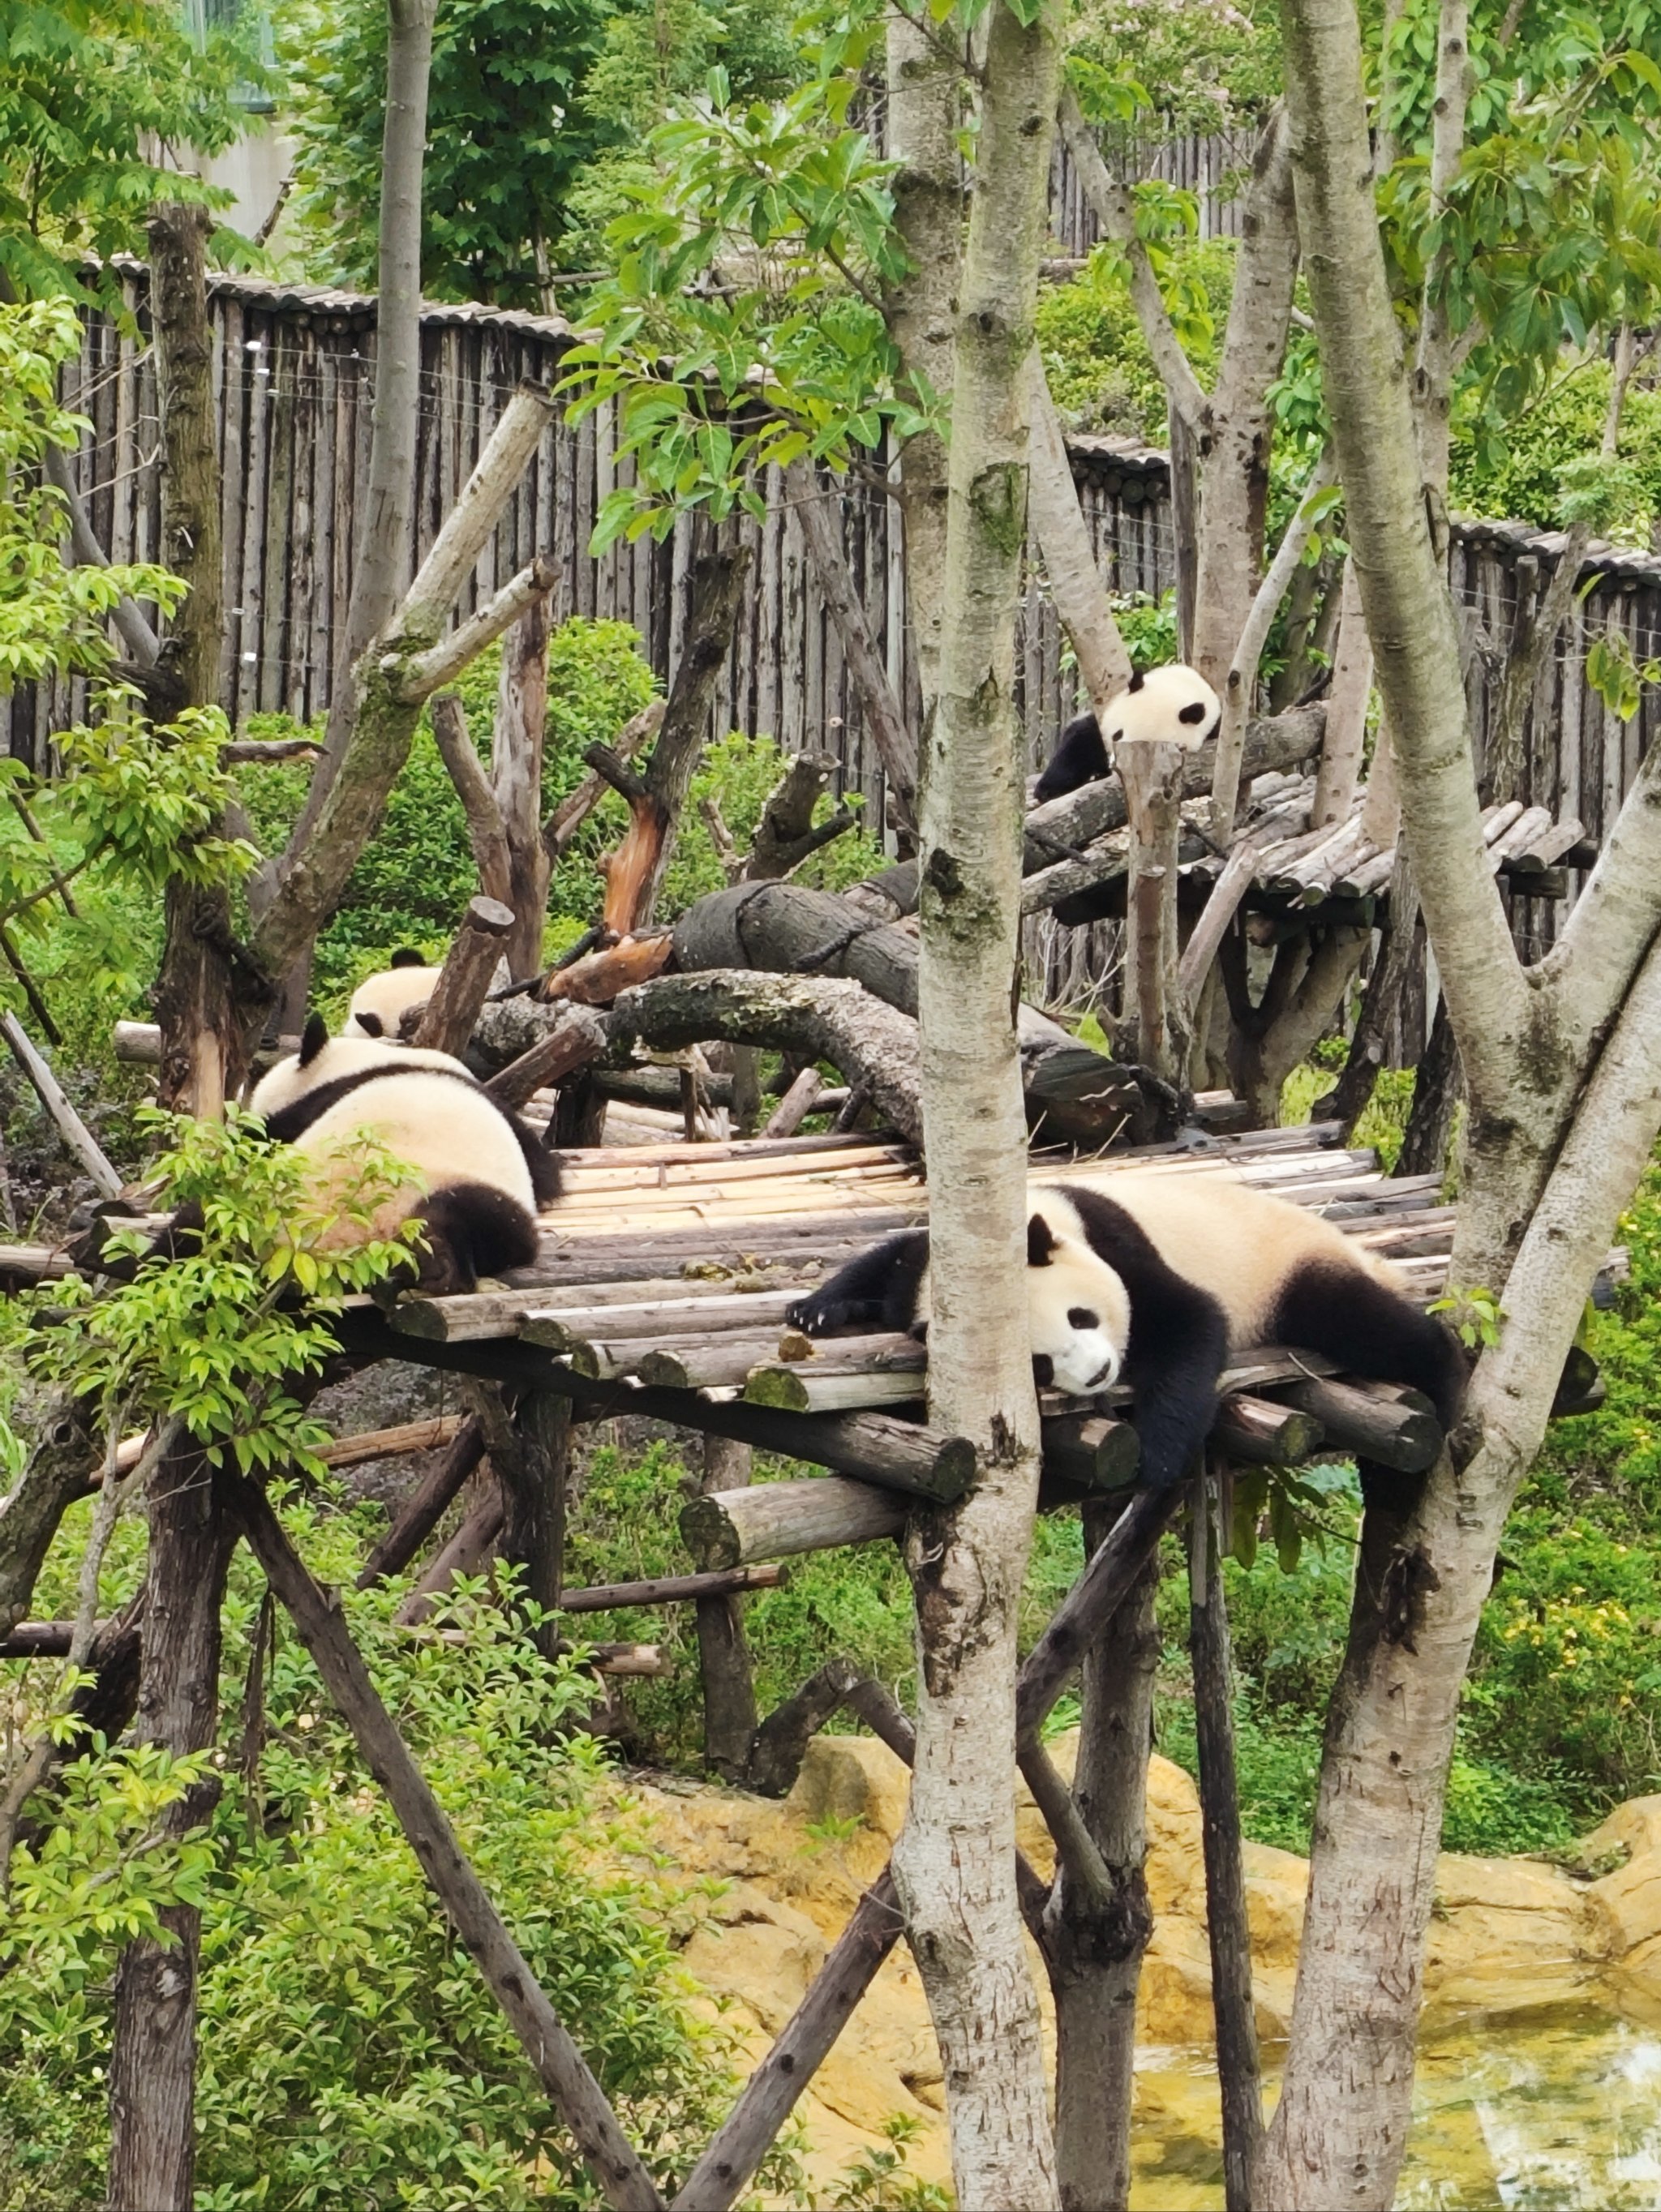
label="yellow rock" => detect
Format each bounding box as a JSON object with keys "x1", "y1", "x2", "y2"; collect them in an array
[{"x1": 625, "y1": 1738, "x2": 1661, "y2": 2201}]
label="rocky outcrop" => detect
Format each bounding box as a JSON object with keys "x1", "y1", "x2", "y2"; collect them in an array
[{"x1": 628, "y1": 1740, "x2": 1661, "y2": 2198}]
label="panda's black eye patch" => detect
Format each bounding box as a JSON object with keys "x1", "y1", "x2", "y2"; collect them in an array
[
  {"x1": 1178, "y1": 700, "x2": 1206, "y2": 724},
  {"x1": 1067, "y1": 1305, "x2": 1099, "y2": 1330},
  {"x1": 357, "y1": 1012, "x2": 384, "y2": 1037},
  {"x1": 1032, "y1": 1353, "x2": 1055, "y2": 1387}
]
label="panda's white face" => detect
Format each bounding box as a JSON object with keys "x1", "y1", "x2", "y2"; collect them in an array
[{"x1": 1028, "y1": 1211, "x2": 1131, "y2": 1395}]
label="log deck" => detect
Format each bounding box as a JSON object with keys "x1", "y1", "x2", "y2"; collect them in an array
[{"x1": 334, "y1": 1121, "x2": 1625, "y2": 1514}]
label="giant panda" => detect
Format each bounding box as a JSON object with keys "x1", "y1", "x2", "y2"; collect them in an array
[
  {"x1": 788, "y1": 1168, "x2": 1466, "y2": 1497},
  {"x1": 345, "y1": 950, "x2": 444, "y2": 1040},
  {"x1": 243, "y1": 1014, "x2": 562, "y2": 1292},
  {"x1": 1034, "y1": 662, "x2": 1223, "y2": 805}
]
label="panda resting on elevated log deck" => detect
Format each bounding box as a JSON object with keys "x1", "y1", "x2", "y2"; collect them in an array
[{"x1": 328, "y1": 1117, "x2": 1624, "y2": 1562}]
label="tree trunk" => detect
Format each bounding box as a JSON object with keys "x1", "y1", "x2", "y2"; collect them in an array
[
  {"x1": 694, "y1": 1434, "x2": 759, "y2": 1780},
  {"x1": 889, "y1": 4, "x2": 1064, "y2": 2201},
  {"x1": 882, "y1": 9, "x2": 962, "y2": 728},
  {"x1": 493, "y1": 599, "x2": 552, "y2": 978},
  {"x1": 106, "y1": 1448, "x2": 237, "y2": 2212},
  {"x1": 1260, "y1": 0, "x2": 1661, "y2": 2193},
  {"x1": 614, "y1": 517, "x2": 750, "y2": 930},
  {"x1": 147, "y1": 201, "x2": 239, "y2": 1114},
  {"x1": 1188, "y1": 111, "x2": 1298, "y2": 691},
  {"x1": 288, "y1": 0, "x2": 439, "y2": 851},
  {"x1": 1048, "y1": 1504, "x2": 1160, "y2": 2212}
]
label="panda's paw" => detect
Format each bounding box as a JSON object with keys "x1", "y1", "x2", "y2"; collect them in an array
[{"x1": 788, "y1": 1292, "x2": 873, "y2": 1335}]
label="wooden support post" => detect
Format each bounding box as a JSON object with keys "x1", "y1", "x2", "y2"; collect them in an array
[
  {"x1": 1188, "y1": 1464, "x2": 1263, "y2": 2210},
  {"x1": 218, "y1": 1466, "x2": 667, "y2": 2212},
  {"x1": 671, "y1": 1873, "x2": 906, "y2": 2212},
  {"x1": 393, "y1": 1483, "x2": 505, "y2": 1627},
  {"x1": 746, "y1": 1656, "x2": 861, "y2": 1798},
  {"x1": 481, "y1": 1005, "x2": 608, "y2": 1108},
  {"x1": 693, "y1": 1434, "x2": 759, "y2": 1781},
  {"x1": 411, "y1": 895, "x2": 517, "y2": 1055},
  {"x1": 107, "y1": 1445, "x2": 237, "y2": 2212},
  {"x1": 492, "y1": 1386, "x2": 569, "y2": 1660},
  {"x1": 1049, "y1": 1498, "x2": 1160, "y2": 2212},
  {"x1": 357, "y1": 1416, "x2": 487, "y2": 1587},
  {"x1": 762, "y1": 1067, "x2": 824, "y2": 1138}
]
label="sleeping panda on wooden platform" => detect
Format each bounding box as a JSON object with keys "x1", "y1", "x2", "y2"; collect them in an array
[
  {"x1": 242, "y1": 1014, "x2": 561, "y2": 1294},
  {"x1": 788, "y1": 1170, "x2": 1467, "y2": 1498}
]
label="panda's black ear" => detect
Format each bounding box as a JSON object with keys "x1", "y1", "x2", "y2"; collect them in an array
[
  {"x1": 1028, "y1": 1213, "x2": 1060, "y2": 1267},
  {"x1": 390, "y1": 947, "x2": 424, "y2": 969},
  {"x1": 1178, "y1": 699, "x2": 1207, "y2": 725},
  {"x1": 357, "y1": 1012, "x2": 384, "y2": 1038},
  {"x1": 1127, "y1": 669, "x2": 1145, "y2": 692},
  {"x1": 299, "y1": 1012, "x2": 329, "y2": 1066}
]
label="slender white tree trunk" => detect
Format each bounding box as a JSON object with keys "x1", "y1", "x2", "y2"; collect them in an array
[{"x1": 891, "y1": 4, "x2": 1064, "y2": 2204}]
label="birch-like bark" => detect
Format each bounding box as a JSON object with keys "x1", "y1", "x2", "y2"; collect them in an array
[
  {"x1": 1410, "y1": 0, "x2": 1473, "y2": 499},
  {"x1": 251, "y1": 389, "x2": 555, "y2": 989},
  {"x1": 1311, "y1": 558, "x2": 1373, "y2": 824},
  {"x1": 891, "y1": 2, "x2": 1063, "y2": 2199},
  {"x1": 1189, "y1": 109, "x2": 1301, "y2": 688},
  {"x1": 1025, "y1": 351, "x2": 1134, "y2": 718},
  {"x1": 290, "y1": 0, "x2": 439, "y2": 846},
  {"x1": 1261, "y1": 4, "x2": 1661, "y2": 2198},
  {"x1": 1260, "y1": 932, "x2": 1661, "y2": 2210},
  {"x1": 1209, "y1": 444, "x2": 1336, "y2": 837},
  {"x1": 882, "y1": 8, "x2": 963, "y2": 727},
  {"x1": 1056, "y1": 88, "x2": 1208, "y2": 434}
]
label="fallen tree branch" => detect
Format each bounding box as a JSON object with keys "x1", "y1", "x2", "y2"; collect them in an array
[{"x1": 609, "y1": 971, "x2": 924, "y2": 1145}]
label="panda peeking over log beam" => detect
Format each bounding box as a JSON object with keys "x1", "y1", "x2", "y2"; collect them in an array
[
  {"x1": 1034, "y1": 662, "x2": 1224, "y2": 805},
  {"x1": 789, "y1": 1171, "x2": 1469, "y2": 1506}
]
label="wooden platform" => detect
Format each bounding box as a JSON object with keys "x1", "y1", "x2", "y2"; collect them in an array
[{"x1": 333, "y1": 1120, "x2": 1620, "y2": 1511}]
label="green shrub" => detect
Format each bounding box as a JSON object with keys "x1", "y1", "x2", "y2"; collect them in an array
[
  {"x1": 1451, "y1": 367, "x2": 1661, "y2": 540},
  {"x1": 1033, "y1": 238, "x2": 1234, "y2": 438},
  {"x1": 0, "y1": 1494, "x2": 775, "y2": 2212}
]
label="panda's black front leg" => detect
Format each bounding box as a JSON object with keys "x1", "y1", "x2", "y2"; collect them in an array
[
  {"x1": 1123, "y1": 1297, "x2": 1230, "y2": 1491},
  {"x1": 787, "y1": 1229, "x2": 929, "y2": 1336}
]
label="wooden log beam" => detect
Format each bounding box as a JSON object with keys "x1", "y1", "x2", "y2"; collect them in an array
[
  {"x1": 1041, "y1": 1413, "x2": 1141, "y2": 1490},
  {"x1": 671, "y1": 1874, "x2": 905, "y2": 2212},
  {"x1": 609, "y1": 971, "x2": 924, "y2": 1147},
  {"x1": 1210, "y1": 1393, "x2": 1324, "y2": 1466},
  {"x1": 560, "y1": 1563, "x2": 785, "y2": 1612},
  {"x1": 412, "y1": 895, "x2": 516, "y2": 1055},
  {"x1": 1277, "y1": 1376, "x2": 1441, "y2": 1472},
  {"x1": 217, "y1": 1465, "x2": 667, "y2": 2212},
  {"x1": 481, "y1": 1006, "x2": 609, "y2": 1108},
  {"x1": 682, "y1": 1478, "x2": 907, "y2": 1568},
  {"x1": 393, "y1": 1485, "x2": 505, "y2": 1627},
  {"x1": 359, "y1": 1417, "x2": 489, "y2": 1589},
  {"x1": 326, "y1": 1415, "x2": 466, "y2": 1469},
  {"x1": 1, "y1": 1014, "x2": 122, "y2": 1198}
]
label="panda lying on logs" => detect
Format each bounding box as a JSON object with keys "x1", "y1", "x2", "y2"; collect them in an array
[
  {"x1": 238, "y1": 1014, "x2": 562, "y2": 1295},
  {"x1": 1034, "y1": 662, "x2": 1224, "y2": 805},
  {"x1": 788, "y1": 1171, "x2": 1467, "y2": 1502}
]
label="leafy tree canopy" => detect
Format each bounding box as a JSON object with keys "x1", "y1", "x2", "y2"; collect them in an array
[{"x1": 0, "y1": 0, "x2": 257, "y2": 306}]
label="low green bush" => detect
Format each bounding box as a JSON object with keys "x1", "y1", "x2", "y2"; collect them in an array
[{"x1": 0, "y1": 1492, "x2": 783, "y2": 2212}]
